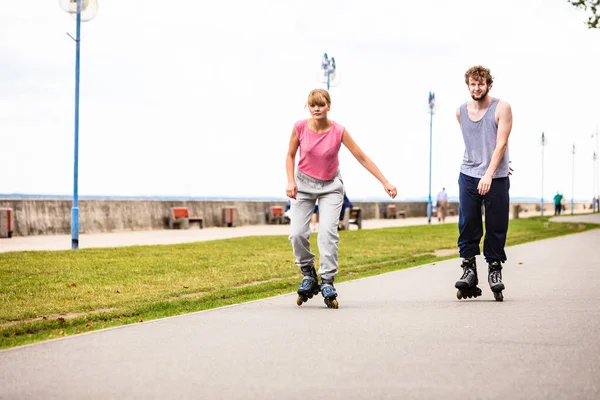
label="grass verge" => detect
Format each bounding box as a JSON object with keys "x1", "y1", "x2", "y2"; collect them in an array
[{"x1": 0, "y1": 216, "x2": 597, "y2": 349}]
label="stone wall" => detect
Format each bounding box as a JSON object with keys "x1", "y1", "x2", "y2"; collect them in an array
[{"x1": 0, "y1": 198, "x2": 591, "y2": 237}]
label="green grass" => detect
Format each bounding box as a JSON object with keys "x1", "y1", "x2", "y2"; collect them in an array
[{"x1": 0, "y1": 216, "x2": 597, "y2": 349}]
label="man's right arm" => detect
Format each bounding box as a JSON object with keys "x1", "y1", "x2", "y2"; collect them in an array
[{"x1": 456, "y1": 107, "x2": 461, "y2": 124}]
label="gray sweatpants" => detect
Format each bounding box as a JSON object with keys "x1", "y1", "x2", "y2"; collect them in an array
[{"x1": 288, "y1": 170, "x2": 344, "y2": 283}]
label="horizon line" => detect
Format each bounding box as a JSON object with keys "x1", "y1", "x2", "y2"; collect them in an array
[{"x1": 0, "y1": 193, "x2": 593, "y2": 203}]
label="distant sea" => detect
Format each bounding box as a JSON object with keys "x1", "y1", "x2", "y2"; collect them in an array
[{"x1": 0, "y1": 193, "x2": 579, "y2": 203}]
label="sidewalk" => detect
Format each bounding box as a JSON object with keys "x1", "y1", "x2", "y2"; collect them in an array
[
  {"x1": 0, "y1": 215, "x2": 460, "y2": 253},
  {"x1": 0, "y1": 210, "x2": 595, "y2": 253}
]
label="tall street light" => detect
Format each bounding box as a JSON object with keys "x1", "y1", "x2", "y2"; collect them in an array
[
  {"x1": 571, "y1": 143, "x2": 576, "y2": 215},
  {"x1": 540, "y1": 132, "x2": 546, "y2": 216},
  {"x1": 593, "y1": 127, "x2": 599, "y2": 212},
  {"x1": 594, "y1": 151, "x2": 598, "y2": 212},
  {"x1": 427, "y1": 91, "x2": 435, "y2": 224},
  {"x1": 320, "y1": 53, "x2": 338, "y2": 91},
  {"x1": 58, "y1": 0, "x2": 99, "y2": 249}
]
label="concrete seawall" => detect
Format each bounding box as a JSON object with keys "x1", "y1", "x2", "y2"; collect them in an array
[{"x1": 0, "y1": 198, "x2": 591, "y2": 237}]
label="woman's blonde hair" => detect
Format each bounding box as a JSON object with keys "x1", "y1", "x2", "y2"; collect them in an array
[{"x1": 307, "y1": 89, "x2": 331, "y2": 107}]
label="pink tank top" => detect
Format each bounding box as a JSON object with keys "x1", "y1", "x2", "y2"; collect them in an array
[{"x1": 294, "y1": 119, "x2": 345, "y2": 181}]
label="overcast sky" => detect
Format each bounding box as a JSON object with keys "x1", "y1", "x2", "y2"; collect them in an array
[{"x1": 1, "y1": 0, "x2": 599, "y2": 201}]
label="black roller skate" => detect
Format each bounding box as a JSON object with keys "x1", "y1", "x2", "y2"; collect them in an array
[
  {"x1": 296, "y1": 267, "x2": 320, "y2": 306},
  {"x1": 488, "y1": 261, "x2": 505, "y2": 302},
  {"x1": 320, "y1": 281, "x2": 338, "y2": 309},
  {"x1": 455, "y1": 258, "x2": 482, "y2": 300}
]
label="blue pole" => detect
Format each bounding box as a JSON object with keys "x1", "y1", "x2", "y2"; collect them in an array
[
  {"x1": 571, "y1": 144, "x2": 575, "y2": 215},
  {"x1": 541, "y1": 132, "x2": 545, "y2": 217},
  {"x1": 592, "y1": 125, "x2": 600, "y2": 212},
  {"x1": 427, "y1": 108, "x2": 433, "y2": 224},
  {"x1": 592, "y1": 151, "x2": 600, "y2": 212},
  {"x1": 71, "y1": 2, "x2": 82, "y2": 250},
  {"x1": 327, "y1": 69, "x2": 330, "y2": 91}
]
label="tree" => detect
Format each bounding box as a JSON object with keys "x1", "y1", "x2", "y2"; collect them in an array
[{"x1": 569, "y1": 0, "x2": 600, "y2": 28}]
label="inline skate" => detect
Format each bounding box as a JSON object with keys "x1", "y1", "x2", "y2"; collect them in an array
[
  {"x1": 455, "y1": 258, "x2": 482, "y2": 300},
  {"x1": 320, "y1": 281, "x2": 339, "y2": 309},
  {"x1": 488, "y1": 261, "x2": 505, "y2": 302},
  {"x1": 296, "y1": 267, "x2": 320, "y2": 306}
]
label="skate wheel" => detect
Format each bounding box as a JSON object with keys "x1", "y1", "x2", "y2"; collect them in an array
[
  {"x1": 296, "y1": 296, "x2": 304, "y2": 306},
  {"x1": 494, "y1": 292, "x2": 504, "y2": 302},
  {"x1": 456, "y1": 290, "x2": 463, "y2": 300},
  {"x1": 324, "y1": 298, "x2": 339, "y2": 309}
]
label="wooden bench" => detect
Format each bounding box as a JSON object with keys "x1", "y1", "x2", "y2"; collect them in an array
[
  {"x1": 385, "y1": 204, "x2": 406, "y2": 219},
  {"x1": 339, "y1": 207, "x2": 362, "y2": 230},
  {"x1": 222, "y1": 206, "x2": 238, "y2": 227},
  {"x1": 169, "y1": 207, "x2": 204, "y2": 229},
  {"x1": 266, "y1": 206, "x2": 287, "y2": 224},
  {"x1": 0, "y1": 208, "x2": 13, "y2": 238},
  {"x1": 385, "y1": 204, "x2": 397, "y2": 219}
]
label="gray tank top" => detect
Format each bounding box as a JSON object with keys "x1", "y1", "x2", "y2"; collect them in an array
[{"x1": 459, "y1": 98, "x2": 509, "y2": 178}]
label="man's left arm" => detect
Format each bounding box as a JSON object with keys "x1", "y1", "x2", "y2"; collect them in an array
[{"x1": 478, "y1": 101, "x2": 513, "y2": 195}]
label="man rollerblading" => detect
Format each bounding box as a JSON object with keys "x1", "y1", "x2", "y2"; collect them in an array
[
  {"x1": 454, "y1": 65, "x2": 513, "y2": 301},
  {"x1": 455, "y1": 258, "x2": 482, "y2": 300},
  {"x1": 320, "y1": 280, "x2": 338, "y2": 309},
  {"x1": 488, "y1": 261, "x2": 505, "y2": 301},
  {"x1": 296, "y1": 267, "x2": 320, "y2": 306}
]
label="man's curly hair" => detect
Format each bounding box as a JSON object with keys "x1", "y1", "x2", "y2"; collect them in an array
[{"x1": 464, "y1": 66, "x2": 493, "y2": 86}]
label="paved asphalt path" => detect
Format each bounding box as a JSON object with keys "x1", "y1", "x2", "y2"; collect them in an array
[{"x1": 0, "y1": 214, "x2": 599, "y2": 399}]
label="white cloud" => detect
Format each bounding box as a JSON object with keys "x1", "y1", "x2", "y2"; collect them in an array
[{"x1": 1, "y1": 0, "x2": 599, "y2": 202}]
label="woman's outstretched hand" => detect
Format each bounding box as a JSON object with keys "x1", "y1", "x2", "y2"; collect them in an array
[{"x1": 384, "y1": 183, "x2": 397, "y2": 199}]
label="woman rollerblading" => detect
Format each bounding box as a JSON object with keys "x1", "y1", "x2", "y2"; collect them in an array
[{"x1": 285, "y1": 88, "x2": 397, "y2": 309}]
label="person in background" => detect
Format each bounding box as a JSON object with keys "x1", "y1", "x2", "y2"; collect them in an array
[
  {"x1": 340, "y1": 193, "x2": 353, "y2": 221},
  {"x1": 553, "y1": 191, "x2": 563, "y2": 216},
  {"x1": 311, "y1": 201, "x2": 319, "y2": 231},
  {"x1": 436, "y1": 187, "x2": 449, "y2": 223}
]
